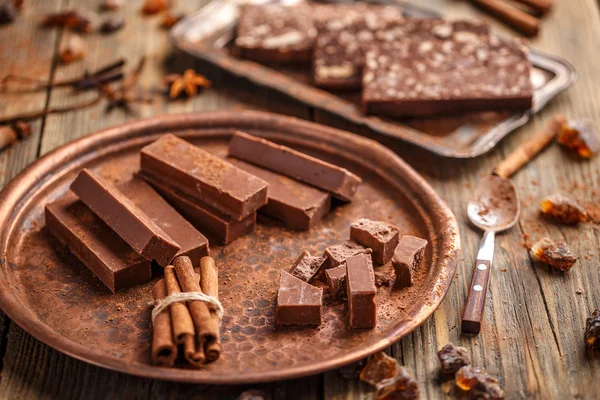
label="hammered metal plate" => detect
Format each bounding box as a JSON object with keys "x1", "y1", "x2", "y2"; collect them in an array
[{"x1": 0, "y1": 111, "x2": 459, "y2": 384}]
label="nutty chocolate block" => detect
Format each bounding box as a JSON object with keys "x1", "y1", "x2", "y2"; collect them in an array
[
  {"x1": 346, "y1": 253, "x2": 376, "y2": 329},
  {"x1": 312, "y1": 3, "x2": 404, "y2": 89},
  {"x1": 325, "y1": 263, "x2": 347, "y2": 299},
  {"x1": 350, "y1": 218, "x2": 399, "y2": 265},
  {"x1": 276, "y1": 270, "x2": 322, "y2": 326},
  {"x1": 362, "y1": 20, "x2": 532, "y2": 117},
  {"x1": 392, "y1": 235, "x2": 428, "y2": 288},
  {"x1": 236, "y1": 4, "x2": 316, "y2": 63},
  {"x1": 290, "y1": 250, "x2": 327, "y2": 283},
  {"x1": 323, "y1": 240, "x2": 372, "y2": 269}
]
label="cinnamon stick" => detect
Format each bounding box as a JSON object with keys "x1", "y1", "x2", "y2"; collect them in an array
[
  {"x1": 151, "y1": 279, "x2": 177, "y2": 367},
  {"x1": 199, "y1": 256, "x2": 221, "y2": 362},
  {"x1": 511, "y1": 0, "x2": 552, "y2": 15},
  {"x1": 470, "y1": 0, "x2": 540, "y2": 37},
  {"x1": 494, "y1": 114, "x2": 564, "y2": 178},
  {"x1": 173, "y1": 256, "x2": 220, "y2": 360}
]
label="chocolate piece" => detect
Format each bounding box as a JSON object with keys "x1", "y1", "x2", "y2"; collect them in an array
[
  {"x1": 290, "y1": 250, "x2": 327, "y2": 283},
  {"x1": 530, "y1": 237, "x2": 577, "y2": 271},
  {"x1": 70, "y1": 169, "x2": 180, "y2": 267},
  {"x1": 323, "y1": 240, "x2": 372, "y2": 269},
  {"x1": 346, "y1": 253, "x2": 376, "y2": 329},
  {"x1": 456, "y1": 366, "x2": 504, "y2": 400},
  {"x1": 540, "y1": 193, "x2": 588, "y2": 224},
  {"x1": 585, "y1": 309, "x2": 600, "y2": 349},
  {"x1": 392, "y1": 235, "x2": 428, "y2": 288},
  {"x1": 229, "y1": 158, "x2": 331, "y2": 230},
  {"x1": 311, "y1": 3, "x2": 404, "y2": 89},
  {"x1": 362, "y1": 20, "x2": 532, "y2": 117},
  {"x1": 325, "y1": 263, "x2": 347, "y2": 299},
  {"x1": 437, "y1": 343, "x2": 471, "y2": 375},
  {"x1": 557, "y1": 119, "x2": 600, "y2": 159},
  {"x1": 139, "y1": 172, "x2": 256, "y2": 245},
  {"x1": 350, "y1": 218, "x2": 399, "y2": 265},
  {"x1": 236, "y1": 4, "x2": 316, "y2": 63},
  {"x1": 228, "y1": 130, "x2": 362, "y2": 202},
  {"x1": 276, "y1": 270, "x2": 322, "y2": 326},
  {"x1": 116, "y1": 178, "x2": 209, "y2": 265},
  {"x1": 140, "y1": 134, "x2": 268, "y2": 220},
  {"x1": 45, "y1": 194, "x2": 152, "y2": 292}
]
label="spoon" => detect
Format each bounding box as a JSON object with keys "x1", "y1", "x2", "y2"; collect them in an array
[{"x1": 461, "y1": 115, "x2": 565, "y2": 334}]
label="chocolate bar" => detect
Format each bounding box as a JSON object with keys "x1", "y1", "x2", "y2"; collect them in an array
[
  {"x1": 362, "y1": 20, "x2": 532, "y2": 117},
  {"x1": 45, "y1": 194, "x2": 152, "y2": 292},
  {"x1": 311, "y1": 3, "x2": 404, "y2": 89},
  {"x1": 229, "y1": 158, "x2": 331, "y2": 230},
  {"x1": 290, "y1": 250, "x2": 327, "y2": 283},
  {"x1": 350, "y1": 218, "x2": 399, "y2": 265},
  {"x1": 392, "y1": 235, "x2": 428, "y2": 288},
  {"x1": 139, "y1": 172, "x2": 256, "y2": 245},
  {"x1": 323, "y1": 240, "x2": 371, "y2": 269},
  {"x1": 236, "y1": 4, "x2": 316, "y2": 63},
  {"x1": 276, "y1": 270, "x2": 322, "y2": 326},
  {"x1": 140, "y1": 134, "x2": 268, "y2": 220},
  {"x1": 346, "y1": 253, "x2": 376, "y2": 329},
  {"x1": 228, "y1": 130, "x2": 362, "y2": 202},
  {"x1": 325, "y1": 263, "x2": 347, "y2": 299},
  {"x1": 116, "y1": 178, "x2": 209, "y2": 265},
  {"x1": 70, "y1": 169, "x2": 180, "y2": 267}
]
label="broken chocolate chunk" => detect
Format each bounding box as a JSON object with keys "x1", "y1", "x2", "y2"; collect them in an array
[
  {"x1": 276, "y1": 270, "x2": 322, "y2": 326},
  {"x1": 350, "y1": 218, "x2": 399, "y2": 265},
  {"x1": 530, "y1": 237, "x2": 577, "y2": 271},
  {"x1": 392, "y1": 235, "x2": 428, "y2": 288},
  {"x1": 585, "y1": 309, "x2": 600, "y2": 349},
  {"x1": 456, "y1": 365, "x2": 504, "y2": 400},
  {"x1": 323, "y1": 240, "x2": 372, "y2": 269},
  {"x1": 540, "y1": 193, "x2": 588, "y2": 224},
  {"x1": 325, "y1": 263, "x2": 347, "y2": 299},
  {"x1": 346, "y1": 253, "x2": 376, "y2": 329},
  {"x1": 437, "y1": 343, "x2": 471, "y2": 375},
  {"x1": 557, "y1": 119, "x2": 600, "y2": 159},
  {"x1": 290, "y1": 250, "x2": 327, "y2": 283}
]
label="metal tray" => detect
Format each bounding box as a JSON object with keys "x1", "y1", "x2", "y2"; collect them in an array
[
  {"x1": 170, "y1": 0, "x2": 577, "y2": 158},
  {"x1": 0, "y1": 111, "x2": 459, "y2": 384}
]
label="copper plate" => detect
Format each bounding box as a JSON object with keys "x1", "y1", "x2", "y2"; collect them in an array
[
  {"x1": 0, "y1": 111, "x2": 459, "y2": 384},
  {"x1": 170, "y1": 0, "x2": 577, "y2": 158}
]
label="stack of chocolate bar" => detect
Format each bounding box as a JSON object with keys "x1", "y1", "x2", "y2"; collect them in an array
[{"x1": 235, "y1": 2, "x2": 533, "y2": 117}]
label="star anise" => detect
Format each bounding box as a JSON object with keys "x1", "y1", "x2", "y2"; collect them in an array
[{"x1": 165, "y1": 69, "x2": 211, "y2": 99}]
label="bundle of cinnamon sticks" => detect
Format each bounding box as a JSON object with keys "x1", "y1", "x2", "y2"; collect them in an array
[
  {"x1": 151, "y1": 255, "x2": 221, "y2": 368},
  {"x1": 469, "y1": 0, "x2": 552, "y2": 37}
]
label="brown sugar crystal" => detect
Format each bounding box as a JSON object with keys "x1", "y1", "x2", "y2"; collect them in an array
[
  {"x1": 392, "y1": 235, "x2": 428, "y2": 288},
  {"x1": 360, "y1": 352, "x2": 419, "y2": 400},
  {"x1": 530, "y1": 237, "x2": 577, "y2": 271},
  {"x1": 360, "y1": 352, "x2": 399, "y2": 386},
  {"x1": 323, "y1": 240, "x2": 372, "y2": 269},
  {"x1": 585, "y1": 309, "x2": 600, "y2": 349},
  {"x1": 346, "y1": 253, "x2": 376, "y2": 329},
  {"x1": 350, "y1": 218, "x2": 399, "y2": 265},
  {"x1": 290, "y1": 250, "x2": 327, "y2": 283},
  {"x1": 437, "y1": 343, "x2": 471, "y2": 375},
  {"x1": 276, "y1": 270, "x2": 322, "y2": 326},
  {"x1": 456, "y1": 365, "x2": 504, "y2": 400},
  {"x1": 540, "y1": 193, "x2": 588, "y2": 224},
  {"x1": 557, "y1": 119, "x2": 600, "y2": 159}
]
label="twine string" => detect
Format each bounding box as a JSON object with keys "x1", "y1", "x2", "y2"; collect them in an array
[{"x1": 151, "y1": 292, "x2": 224, "y2": 325}]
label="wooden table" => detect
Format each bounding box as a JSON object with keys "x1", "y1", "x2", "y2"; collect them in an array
[{"x1": 0, "y1": 0, "x2": 598, "y2": 398}]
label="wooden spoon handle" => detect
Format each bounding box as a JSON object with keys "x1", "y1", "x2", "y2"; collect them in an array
[
  {"x1": 462, "y1": 230, "x2": 495, "y2": 334},
  {"x1": 494, "y1": 115, "x2": 565, "y2": 178}
]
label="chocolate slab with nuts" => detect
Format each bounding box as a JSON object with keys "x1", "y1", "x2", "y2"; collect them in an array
[
  {"x1": 392, "y1": 235, "x2": 428, "y2": 288},
  {"x1": 323, "y1": 240, "x2": 372, "y2": 269},
  {"x1": 45, "y1": 194, "x2": 152, "y2": 292},
  {"x1": 325, "y1": 263, "x2": 347, "y2": 299},
  {"x1": 228, "y1": 130, "x2": 362, "y2": 202},
  {"x1": 311, "y1": 3, "x2": 404, "y2": 89},
  {"x1": 276, "y1": 270, "x2": 323, "y2": 326},
  {"x1": 70, "y1": 169, "x2": 180, "y2": 267},
  {"x1": 236, "y1": 4, "x2": 316, "y2": 64},
  {"x1": 141, "y1": 134, "x2": 268, "y2": 220},
  {"x1": 363, "y1": 20, "x2": 533, "y2": 117},
  {"x1": 139, "y1": 172, "x2": 255, "y2": 245},
  {"x1": 290, "y1": 250, "x2": 327, "y2": 283},
  {"x1": 350, "y1": 218, "x2": 399, "y2": 265},
  {"x1": 116, "y1": 177, "x2": 209, "y2": 265},
  {"x1": 346, "y1": 253, "x2": 376, "y2": 329},
  {"x1": 228, "y1": 158, "x2": 331, "y2": 230}
]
